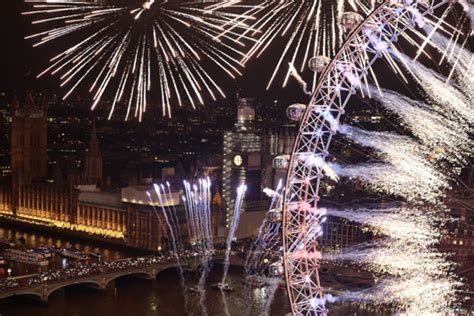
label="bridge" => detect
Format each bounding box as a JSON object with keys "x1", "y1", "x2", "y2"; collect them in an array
[
  {"x1": 0, "y1": 252, "x2": 246, "y2": 302},
  {"x1": 0, "y1": 256, "x2": 197, "y2": 302}
]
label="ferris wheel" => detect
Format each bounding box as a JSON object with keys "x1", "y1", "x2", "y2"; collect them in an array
[{"x1": 281, "y1": 0, "x2": 471, "y2": 314}]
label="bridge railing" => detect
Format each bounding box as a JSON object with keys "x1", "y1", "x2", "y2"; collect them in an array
[
  {"x1": 0, "y1": 247, "x2": 249, "y2": 295},
  {"x1": 0, "y1": 254, "x2": 186, "y2": 294}
]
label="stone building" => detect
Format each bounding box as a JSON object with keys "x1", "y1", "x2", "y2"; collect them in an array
[{"x1": 1, "y1": 94, "x2": 223, "y2": 251}]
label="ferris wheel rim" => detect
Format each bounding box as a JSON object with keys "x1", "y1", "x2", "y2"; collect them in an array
[{"x1": 280, "y1": 0, "x2": 460, "y2": 314}]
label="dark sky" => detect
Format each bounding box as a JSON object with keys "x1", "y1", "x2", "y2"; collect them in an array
[{"x1": 1, "y1": 1, "x2": 37, "y2": 92}]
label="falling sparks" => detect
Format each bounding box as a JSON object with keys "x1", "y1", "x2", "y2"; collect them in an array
[
  {"x1": 23, "y1": 0, "x2": 250, "y2": 120},
  {"x1": 395, "y1": 54, "x2": 474, "y2": 126},
  {"x1": 331, "y1": 162, "x2": 449, "y2": 204},
  {"x1": 324, "y1": 205, "x2": 444, "y2": 247},
  {"x1": 370, "y1": 88, "x2": 472, "y2": 165}
]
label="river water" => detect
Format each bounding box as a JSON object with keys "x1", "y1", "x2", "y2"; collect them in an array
[{"x1": 0, "y1": 225, "x2": 387, "y2": 316}]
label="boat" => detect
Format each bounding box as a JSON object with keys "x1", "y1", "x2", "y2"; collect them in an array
[
  {"x1": 60, "y1": 248, "x2": 91, "y2": 261},
  {"x1": 244, "y1": 275, "x2": 285, "y2": 288},
  {"x1": 187, "y1": 286, "x2": 205, "y2": 294},
  {"x1": 4, "y1": 249, "x2": 49, "y2": 266},
  {"x1": 0, "y1": 239, "x2": 15, "y2": 247},
  {"x1": 89, "y1": 252, "x2": 102, "y2": 260},
  {"x1": 31, "y1": 246, "x2": 53, "y2": 258},
  {"x1": 244, "y1": 275, "x2": 266, "y2": 288},
  {"x1": 211, "y1": 282, "x2": 235, "y2": 292}
]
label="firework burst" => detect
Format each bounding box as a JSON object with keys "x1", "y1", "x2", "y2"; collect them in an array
[
  {"x1": 23, "y1": 0, "x2": 250, "y2": 120},
  {"x1": 229, "y1": 0, "x2": 374, "y2": 90}
]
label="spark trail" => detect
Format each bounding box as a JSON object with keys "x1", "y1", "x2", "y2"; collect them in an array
[
  {"x1": 331, "y1": 162, "x2": 449, "y2": 203},
  {"x1": 244, "y1": 182, "x2": 284, "y2": 315},
  {"x1": 396, "y1": 54, "x2": 474, "y2": 125},
  {"x1": 149, "y1": 184, "x2": 190, "y2": 313},
  {"x1": 339, "y1": 125, "x2": 450, "y2": 203},
  {"x1": 221, "y1": 184, "x2": 247, "y2": 286},
  {"x1": 324, "y1": 205, "x2": 443, "y2": 247},
  {"x1": 183, "y1": 178, "x2": 214, "y2": 316}
]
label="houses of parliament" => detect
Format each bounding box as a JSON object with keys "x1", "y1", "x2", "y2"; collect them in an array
[{"x1": 0, "y1": 94, "x2": 220, "y2": 251}]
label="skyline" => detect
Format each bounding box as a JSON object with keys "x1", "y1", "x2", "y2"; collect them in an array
[{"x1": 0, "y1": 1, "x2": 472, "y2": 315}]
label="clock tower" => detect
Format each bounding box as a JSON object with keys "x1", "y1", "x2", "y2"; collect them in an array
[{"x1": 222, "y1": 98, "x2": 262, "y2": 230}]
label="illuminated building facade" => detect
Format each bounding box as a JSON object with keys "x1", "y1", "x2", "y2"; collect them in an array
[
  {"x1": 1, "y1": 96, "x2": 223, "y2": 251},
  {"x1": 0, "y1": 178, "x2": 222, "y2": 250}
]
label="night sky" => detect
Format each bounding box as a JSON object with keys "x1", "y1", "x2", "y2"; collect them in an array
[{"x1": 1, "y1": 1, "x2": 37, "y2": 92}]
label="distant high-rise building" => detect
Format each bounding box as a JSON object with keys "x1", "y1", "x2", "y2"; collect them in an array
[{"x1": 82, "y1": 122, "x2": 103, "y2": 185}]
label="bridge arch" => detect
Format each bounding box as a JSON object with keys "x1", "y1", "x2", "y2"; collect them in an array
[
  {"x1": 104, "y1": 271, "x2": 154, "y2": 287},
  {"x1": 47, "y1": 280, "x2": 103, "y2": 300},
  {"x1": 4, "y1": 291, "x2": 44, "y2": 302}
]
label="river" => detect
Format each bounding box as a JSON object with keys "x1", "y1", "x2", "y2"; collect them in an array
[{"x1": 0, "y1": 224, "x2": 388, "y2": 316}]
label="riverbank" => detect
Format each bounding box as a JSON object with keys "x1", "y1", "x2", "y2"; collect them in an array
[{"x1": 0, "y1": 216, "x2": 154, "y2": 255}]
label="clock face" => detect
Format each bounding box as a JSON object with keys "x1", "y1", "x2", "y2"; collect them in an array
[{"x1": 233, "y1": 155, "x2": 243, "y2": 166}]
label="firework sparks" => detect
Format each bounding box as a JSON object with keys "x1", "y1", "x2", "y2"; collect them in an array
[
  {"x1": 369, "y1": 87, "x2": 472, "y2": 165},
  {"x1": 24, "y1": 0, "x2": 250, "y2": 120},
  {"x1": 324, "y1": 205, "x2": 444, "y2": 247},
  {"x1": 234, "y1": 0, "x2": 371, "y2": 90},
  {"x1": 395, "y1": 54, "x2": 474, "y2": 126},
  {"x1": 323, "y1": 203, "x2": 459, "y2": 314}
]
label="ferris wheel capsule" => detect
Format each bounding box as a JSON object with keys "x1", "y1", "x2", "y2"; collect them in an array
[
  {"x1": 308, "y1": 56, "x2": 331, "y2": 73},
  {"x1": 340, "y1": 12, "x2": 364, "y2": 33},
  {"x1": 273, "y1": 155, "x2": 290, "y2": 170},
  {"x1": 286, "y1": 103, "x2": 307, "y2": 121},
  {"x1": 267, "y1": 207, "x2": 283, "y2": 224},
  {"x1": 269, "y1": 259, "x2": 284, "y2": 277}
]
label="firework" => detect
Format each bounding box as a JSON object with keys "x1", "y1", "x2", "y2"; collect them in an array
[
  {"x1": 231, "y1": 0, "x2": 375, "y2": 90},
  {"x1": 323, "y1": 203, "x2": 459, "y2": 314},
  {"x1": 324, "y1": 205, "x2": 444, "y2": 247},
  {"x1": 332, "y1": 162, "x2": 449, "y2": 204},
  {"x1": 23, "y1": 0, "x2": 249, "y2": 120}
]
